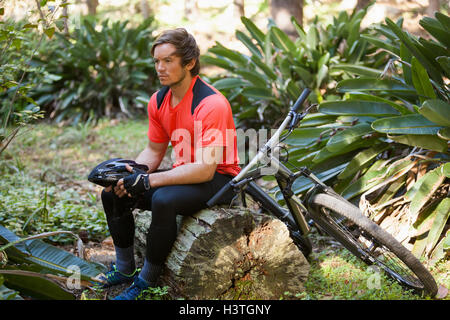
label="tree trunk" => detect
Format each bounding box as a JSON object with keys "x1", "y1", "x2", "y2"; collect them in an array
[
  {"x1": 140, "y1": 0, "x2": 151, "y2": 19},
  {"x1": 426, "y1": 0, "x2": 440, "y2": 17},
  {"x1": 62, "y1": 0, "x2": 69, "y2": 34},
  {"x1": 86, "y1": 0, "x2": 99, "y2": 16},
  {"x1": 234, "y1": 0, "x2": 245, "y2": 18},
  {"x1": 270, "y1": 0, "x2": 303, "y2": 37},
  {"x1": 134, "y1": 207, "x2": 310, "y2": 299},
  {"x1": 355, "y1": 0, "x2": 371, "y2": 12}
]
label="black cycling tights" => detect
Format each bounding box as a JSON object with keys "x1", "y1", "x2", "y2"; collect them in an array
[{"x1": 101, "y1": 172, "x2": 234, "y2": 265}]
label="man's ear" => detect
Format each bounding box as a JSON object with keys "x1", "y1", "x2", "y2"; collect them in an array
[{"x1": 185, "y1": 58, "x2": 196, "y2": 71}]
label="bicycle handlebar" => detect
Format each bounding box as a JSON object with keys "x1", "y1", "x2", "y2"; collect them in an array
[
  {"x1": 290, "y1": 88, "x2": 312, "y2": 113},
  {"x1": 206, "y1": 180, "x2": 232, "y2": 207}
]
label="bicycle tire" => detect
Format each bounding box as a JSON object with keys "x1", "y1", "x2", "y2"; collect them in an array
[{"x1": 308, "y1": 192, "x2": 438, "y2": 297}]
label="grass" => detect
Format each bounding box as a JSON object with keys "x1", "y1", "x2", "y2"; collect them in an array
[
  {"x1": 302, "y1": 245, "x2": 423, "y2": 300},
  {"x1": 1, "y1": 118, "x2": 448, "y2": 300}
]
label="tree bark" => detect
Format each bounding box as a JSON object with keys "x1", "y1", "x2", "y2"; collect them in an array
[
  {"x1": 270, "y1": 0, "x2": 303, "y2": 37},
  {"x1": 134, "y1": 207, "x2": 310, "y2": 299},
  {"x1": 355, "y1": 0, "x2": 371, "y2": 12},
  {"x1": 86, "y1": 0, "x2": 99, "y2": 16},
  {"x1": 140, "y1": 0, "x2": 151, "y2": 19},
  {"x1": 426, "y1": 0, "x2": 440, "y2": 17},
  {"x1": 234, "y1": 0, "x2": 245, "y2": 18}
]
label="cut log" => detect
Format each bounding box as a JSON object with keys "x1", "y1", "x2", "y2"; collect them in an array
[{"x1": 134, "y1": 207, "x2": 310, "y2": 299}]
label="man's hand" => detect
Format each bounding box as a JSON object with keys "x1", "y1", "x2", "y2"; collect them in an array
[
  {"x1": 105, "y1": 164, "x2": 151, "y2": 198},
  {"x1": 121, "y1": 164, "x2": 151, "y2": 197}
]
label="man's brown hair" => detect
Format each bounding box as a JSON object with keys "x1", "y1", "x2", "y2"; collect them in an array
[{"x1": 151, "y1": 28, "x2": 200, "y2": 77}]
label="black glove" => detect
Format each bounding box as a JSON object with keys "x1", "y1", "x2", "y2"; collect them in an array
[{"x1": 122, "y1": 167, "x2": 151, "y2": 197}]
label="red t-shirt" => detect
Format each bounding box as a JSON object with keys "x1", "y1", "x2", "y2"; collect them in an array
[{"x1": 147, "y1": 76, "x2": 241, "y2": 177}]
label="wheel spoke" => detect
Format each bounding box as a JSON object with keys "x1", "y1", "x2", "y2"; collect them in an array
[{"x1": 319, "y1": 207, "x2": 424, "y2": 291}]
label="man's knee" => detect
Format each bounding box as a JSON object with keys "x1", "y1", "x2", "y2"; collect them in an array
[{"x1": 151, "y1": 189, "x2": 178, "y2": 224}]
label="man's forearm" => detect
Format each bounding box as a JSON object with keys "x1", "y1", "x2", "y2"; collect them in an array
[
  {"x1": 148, "y1": 162, "x2": 217, "y2": 188},
  {"x1": 135, "y1": 146, "x2": 166, "y2": 173}
]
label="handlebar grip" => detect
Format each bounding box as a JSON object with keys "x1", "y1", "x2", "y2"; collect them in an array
[
  {"x1": 207, "y1": 181, "x2": 233, "y2": 207},
  {"x1": 290, "y1": 88, "x2": 312, "y2": 113}
]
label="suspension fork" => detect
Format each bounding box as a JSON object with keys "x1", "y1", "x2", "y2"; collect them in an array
[{"x1": 270, "y1": 157, "x2": 311, "y2": 236}]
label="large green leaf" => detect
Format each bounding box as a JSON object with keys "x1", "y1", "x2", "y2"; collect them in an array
[
  {"x1": 389, "y1": 134, "x2": 448, "y2": 152},
  {"x1": 212, "y1": 77, "x2": 249, "y2": 91},
  {"x1": 241, "y1": 87, "x2": 276, "y2": 100},
  {"x1": 299, "y1": 113, "x2": 337, "y2": 128},
  {"x1": 385, "y1": 18, "x2": 442, "y2": 84},
  {"x1": 326, "y1": 123, "x2": 374, "y2": 152},
  {"x1": 425, "y1": 198, "x2": 450, "y2": 255},
  {"x1": 341, "y1": 158, "x2": 414, "y2": 200},
  {"x1": 0, "y1": 269, "x2": 75, "y2": 300},
  {"x1": 241, "y1": 17, "x2": 265, "y2": 49},
  {"x1": 250, "y1": 55, "x2": 277, "y2": 80},
  {"x1": 200, "y1": 55, "x2": 235, "y2": 72},
  {"x1": 234, "y1": 69, "x2": 267, "y2": 87},
  {"x1": 437, "y1": 127, "x2": 450, "y2": 140},
  {"x1": 372, "y1": 114, "x2": 442, "y2": 135},
  {"x1": 419, "y1": 16, "x2": 450, "y2": 48},
  {"x1": 270, "y1": 26, "x2": 297, "y2": 56},
  {"x1": 313, "y1": 137, "x2": 379, "y2": 165},
  {"x1": 331, "y1": 64, "x2": 383, "y2": 78},
  {"x1": 337, "y1": 78, "x2": 416, "y2": 94},
  {"x1": 319, "y1": 100, "x2": 400, "y2": 117},
  {"x1": 0, "y1": 226, "x2": 106, "y2": 281},
  {"x1": 419, "y1": 99, "x2": 450, "y2": 127},
  {"x1": 209, "y1": 43, "x2": 249, "y2": 67},
  {"x1": 411, "y1": 57, "x2": 436, "y2": 103},
  {"x1": 284, "y1": 127, "x2": 330, "y2": 147},
  {"x1": 360, "y1": 34, "x2": 400, "y2": 56},
  {"x1": 436, "y1": 56, "x2": 450, "y2": 77},
  {"x1": 338, "y1": 143, "x2": 390, "y2": 180},
  {"x1": 405, "y1": 164, "x2": 447, "y2": 217},
  {"x1": 400, "y1": 43, "x2": 413, "y2": 86},
  {"x1": 347, "y1": 93, "x2": 413, "y2": 115},
  {"x1": 435, "y1": 12, "x2": 450, "y2": 31},
  {"x1": 236, "y1": 30, "x2": 262, "y2": 58}
]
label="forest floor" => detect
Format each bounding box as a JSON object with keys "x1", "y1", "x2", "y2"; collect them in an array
[{"x1": 2, "y1": 118, "x2": 448, "y2": 300}]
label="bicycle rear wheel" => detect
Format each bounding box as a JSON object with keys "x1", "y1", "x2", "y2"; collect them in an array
[{"x1": 308, "y1": 192, "x2": 438, "y2": 297}]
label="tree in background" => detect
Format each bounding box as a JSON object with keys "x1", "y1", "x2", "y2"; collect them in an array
[
  {"x1": 270, "y1": 0, "x2": 303, "y2": 37},
  {"x1": 86, "y1": 0, "x2": 98, "y2": 15},
  {"x1": 234, "y1": 0, "x2": 245, "y2": 17}
]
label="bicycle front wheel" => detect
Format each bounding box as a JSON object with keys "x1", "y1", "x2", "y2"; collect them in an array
[{"x1": 308, "y1": 192, "x2": 438, "y2": 297}]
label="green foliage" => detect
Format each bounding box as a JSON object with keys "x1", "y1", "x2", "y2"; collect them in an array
[
  {"x1": 0, "y1": 167, "x2": 108, "y2": 243},
  {"x1": 280, "y1": 13, "x2": 449, "y2": 266},
  {"x1": 0, "y1": 1, "x2": 74, "y2": 155},
  {"x1": 301, "y1": 245, "x2": 424, "y2": 300},
  {"x1": 0, "y1": 19, "x2": 44, "y2": 155},
  {"x1": 202, "y1": 8, "x2": 384, "y2": 129},
  {"x1": 0, "y1": 225, "x2": 107, "y2": 300},
  {"x1": 28, "y1": 17, "x2": 158, "y2": 124}
]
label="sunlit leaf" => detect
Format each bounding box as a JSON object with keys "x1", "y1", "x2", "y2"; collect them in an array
[
  {"x1": 338, "y1": 143, "x2": 390, "y2": 179},
  {"x1": 419, "y1": 99, "x2": 450, "y2": 127},
  {"x1": 372, "y1": 114, "x2": 442, "y2": 135},
  {"x1": 319, "y1": 100, "x2": 400, "y2": 117},
  {"x1": 388, "y1": 134, "x2": 448, "y2": 152},
  {"x1": 406, "y1": 164, "x2": 446, "y2": 216}
]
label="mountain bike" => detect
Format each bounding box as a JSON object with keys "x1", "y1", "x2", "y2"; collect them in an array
[{"x1": 207, "y1": 88, "x2": 438, "y2": 297}]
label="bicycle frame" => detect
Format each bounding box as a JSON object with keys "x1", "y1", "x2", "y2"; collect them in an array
[{"x1": 208, "y1": 88, "x2": 327, "y2": 237}]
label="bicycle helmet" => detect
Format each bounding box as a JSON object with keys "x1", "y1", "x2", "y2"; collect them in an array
[{"x1": 88, "y1": 158, "x2": 149, "y2": 187}]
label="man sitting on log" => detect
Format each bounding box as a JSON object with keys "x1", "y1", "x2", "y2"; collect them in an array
[{"x1": 100, "y1": 28, "x2": 241, "y2": 300}]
